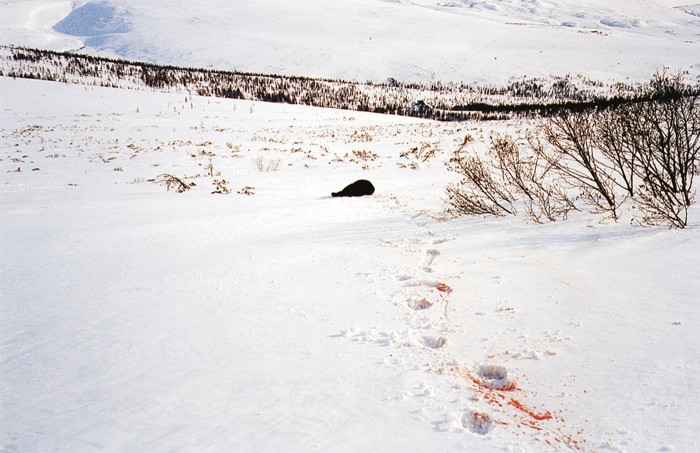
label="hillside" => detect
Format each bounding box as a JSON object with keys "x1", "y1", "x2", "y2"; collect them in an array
[
  {"x1": 2, "y1": 0, "x2": 700, "y2": 84},
  {"x1": 1, "y1": 72, "x2": 699, "y2": 453},
  {"x1": 1, "y1": 1, "x2": 699, "y2": 452}
]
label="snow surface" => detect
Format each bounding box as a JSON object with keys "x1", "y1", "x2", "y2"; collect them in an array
[
  {"x1": 1, "y1": 0, "x2": 700, "y2": 84},
  {"x1": 1, "y1": 76, "x2": 699, "y2": 452},
  {"x1": 1, "y1": 0, "x2": 700, "y2": 451}
]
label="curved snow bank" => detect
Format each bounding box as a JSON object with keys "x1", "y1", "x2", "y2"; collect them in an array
[
  {"x1": 28, "y1": 1, "x2": 73, "y2": 33},
  {"x1": 53, "y1": 1, "x2": 129, "y2": 47},
  {"x1": 0, "y1": 1, "x2": 82, "y2": 49}
]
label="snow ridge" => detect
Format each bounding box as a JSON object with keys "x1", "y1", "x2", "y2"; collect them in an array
[{"x1": 53, "y1": 0, "x2": 129, "y2": 48}]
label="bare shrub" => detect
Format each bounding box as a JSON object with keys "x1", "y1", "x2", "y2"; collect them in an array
[
  {"x1": 398, "y1": 142, "x2": 439, "y2": 170},
  {"x1": 492, "y1": 134, "x2": 576, "y2": 223},
  {"x1": 400, "y1": 142, "x2": 438, "y2": 162},
  {"x1": 624, "y1": 73, "x2": 698, "y2": 227},
  {"x1": 237, "y1": 186, "x2": 255, "y2": 195},
  {"x1": 256, "y1": 156, "x2": 280, "y2": 172},
  {"x1": 351, "y1": 149, "x2": 379, "y2": 162},
  {"x1": 539, "y1": 110, "x2": 620, "y2": 219},
  {"x1": 593, "y1": 108, "x2": 639, "y2": 197},
  {"x1": 205, "y1": 159, "x2": 225, "y2": 177},
  {"x1": 589, "y1": 72, "x2": 699, "y2": 227},
  {"x1": 446, "y1": 72, "x2": 699, "y2": 228},
  {"x1": 445, "y1": 135, "x2": 516, "y2": 217},
  {"x1": 156, "y1": 173, "x2": 193, "y2": 193},
  {"x1": 211, "y1": 178, "x2": 231, "y2": 194},
  {"x1": 446, "y1": 133, "x2": 575, "y2": 221}
]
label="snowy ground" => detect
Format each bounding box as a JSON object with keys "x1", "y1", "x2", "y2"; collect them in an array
[
  {"x1": 1, "y1": 0, "x2": 700, "y2": 84},
  {"x1": 2, "y1": 76, "x2": 699, "y2": 452},
  {"x1": 1, "y1": 0, "x2": 700, "y2": 451}
]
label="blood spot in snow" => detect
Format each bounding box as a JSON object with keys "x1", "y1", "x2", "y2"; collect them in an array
[
  {"x1": 435, "y1": 282, "x2": 452, "y2": 293},
  {"x1": 508, "y1": 398, "x2": 552, "y2": 421},
  {"x1": 410, "y1": 298, "x2": 433, "y2": 310},
  {"x1": 463, "y1": 411, "x2": 493, "y2": 435},
  {"x1": 451, "y1": 365, "x2": 586, "y2": 451}
]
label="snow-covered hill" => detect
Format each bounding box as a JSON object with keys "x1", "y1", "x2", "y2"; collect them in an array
[
  {"x1": 1, "y1": 1, "x2": 700, "y2": 452},
  {"x1": 1, "y1": 0, "x2": 700, "y2": 84},
  {"x1": 1, "y1": 75, "x2": 699, "y2": 452}
]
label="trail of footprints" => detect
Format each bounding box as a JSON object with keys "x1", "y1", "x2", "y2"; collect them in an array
[
  {"x1": 342, "y1": 196, "x2": 459, "y2": 385},
  {"x1": 341, "y1": 196, "x2": 585, "y2": 449},
  {"x1": 340, "y1": 196, "x2": 455, "y2": 354}
]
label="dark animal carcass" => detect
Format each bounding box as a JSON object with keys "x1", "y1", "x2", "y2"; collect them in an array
[{"x1": 331, "y1": 179, "x2": 375, "y2": 197}]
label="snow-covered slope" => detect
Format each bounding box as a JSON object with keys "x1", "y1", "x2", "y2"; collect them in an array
[
  {"x1": 2, "y1": 0, "x2": 699, "y2": 451},
  {"x1": 1, "y1": 0, "x2": 699, "y2": 84},
  {"x1": 2, "y1": 76, "x2": 699, "y2": 452}
]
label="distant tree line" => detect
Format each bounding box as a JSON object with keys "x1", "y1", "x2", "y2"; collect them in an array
[{"x1": 1, "y1": 46, "x2": 697, "y2": 122}]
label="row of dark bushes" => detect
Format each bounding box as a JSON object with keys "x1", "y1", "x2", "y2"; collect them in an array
[{"x1": 4, "y1": 45, "x2": 690, "y2": 121}]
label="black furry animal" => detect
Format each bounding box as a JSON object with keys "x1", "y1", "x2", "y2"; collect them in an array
[{"x1": 332, "y1": 179, "x2": 375, "y2": 197}]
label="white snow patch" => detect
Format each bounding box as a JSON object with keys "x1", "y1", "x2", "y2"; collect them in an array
[{"x1": 1, "y1": 61, "x2": 699, "y2": 452}]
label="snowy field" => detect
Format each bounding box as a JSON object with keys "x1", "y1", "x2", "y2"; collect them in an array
[
  {"x1": 2, "y1": 76, "x2": 699, "y2": 452},
  {"x1": 1, "y1": 0, "x2": 700, "y2": 452},
  {"x1": 1, "y1": 0, "x2": 700, "y2": 84}
]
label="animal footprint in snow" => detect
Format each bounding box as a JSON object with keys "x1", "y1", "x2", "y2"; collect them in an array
[
  {"x1": 477, "y1": 364, "x2": 515, "y2": 391},
  {"x1": 422, "y1": 336, "x2": 447, "y2": 349},
  {"x1": 435, "y1": 282, "x2": 452, "y2": 294},
  {"x1": 409, "y1": 296, "x2": 433, "y2": 310},
  {"x1": 543, "y1": 330, "x2": 573, "y2": 343},
  {"x1": 422, "y1": 249, "x2": 440, "y2": 272},
  {"x1": 463, "y1": 411, "x2": 493, "y2": 435},
  {"x1": 509, "y1": 349, "x2": 557, "y2": 360},
  {"x1": 406, "y1": 282, "x2": 451, "y2": 311}
]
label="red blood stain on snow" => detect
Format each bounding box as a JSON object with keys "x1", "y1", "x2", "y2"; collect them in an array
[
  {"x1": 435, "y1": 282, "x2": 452, "y2": 293},
  {"x1": 414, "y1": 298, "x2": 433, "y2": 310},
  {"x1": 508, "y1": 397, "x2": 552, "y2": 421},
  {"x1": 467, "y1": 411, "x2": 493, "y2": 435},
  {"x1": 453, "y1": 366, "x2": 587, "y2": 451},
  {"x1": 415, "y1": 282, "x2": 452, "y2": 311}
]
